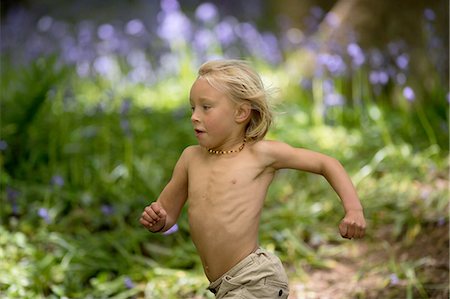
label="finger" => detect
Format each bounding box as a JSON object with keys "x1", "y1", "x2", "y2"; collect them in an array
[
  {"x1": 145, "y1": 205, "x2": 160, "y2": 221},
  {"x1": 339, "y1": 222, "x2": 349, "y2": 239},
  {"x1": 139, "y1": 217, "x2": 153, "y2": 228},
  {"x1": 357, "y1": 225, "x2": 366, "y2": 238},
  {"x1": 346, "y1": 223, "x2": 356, "y2": 238},
  {"x1": 141, "y1": 210, "x2": 156, "y2": 223},
  {"x1": 150, "y1": 202, "x2": 161, "y2": 215},
  {"x1": 158, "y1": 207, "x2": 167, "y2": 219}
]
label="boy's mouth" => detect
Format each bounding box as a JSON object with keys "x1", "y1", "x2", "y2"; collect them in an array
[{"x1": 194, "y1": 129, "x2": 205, "y2": 136}]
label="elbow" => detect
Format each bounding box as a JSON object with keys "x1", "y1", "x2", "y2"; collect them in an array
[{"x1": 320, "y1": 156, "x2": 343, "y2": 176}]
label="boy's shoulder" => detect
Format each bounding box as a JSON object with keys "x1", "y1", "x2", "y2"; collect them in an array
[
  {"x1": 250, "y1": 139, "x2": 289, "y2": 154},
  {"x1": 180, "y1": 145, "x2": 202, "y2": 159}
]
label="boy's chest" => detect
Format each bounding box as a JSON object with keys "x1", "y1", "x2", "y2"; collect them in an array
[{"x1": 187, "y1": 156, "x2": 266, "y2": 196}]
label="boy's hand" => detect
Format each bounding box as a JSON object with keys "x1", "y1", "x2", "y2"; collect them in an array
[
  {"x1": 140, "y1": 202, "x2": 167, "y2": 233},
  {"x1": 339, "y1": 209, "x2": 366, "y2": 239}
]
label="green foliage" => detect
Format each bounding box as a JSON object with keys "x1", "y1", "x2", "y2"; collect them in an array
[{"x1": 0, "y1": 53, "x2": 448, "y2": 298}]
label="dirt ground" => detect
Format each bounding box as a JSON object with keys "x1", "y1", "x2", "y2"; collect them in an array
[{"x1": 288, "y1": 223, "x2": 449, "y2": 299}]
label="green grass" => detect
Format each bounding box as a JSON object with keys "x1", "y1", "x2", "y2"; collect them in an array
[{"x1": 0, "y1": 55, "x2": 448, "y2": 298}]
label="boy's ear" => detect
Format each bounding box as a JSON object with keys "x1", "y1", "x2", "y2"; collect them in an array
[{"x1": 235, "y1": 102, "x2": 252, "y2": 123}]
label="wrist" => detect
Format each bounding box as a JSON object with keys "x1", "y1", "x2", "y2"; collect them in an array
[
  {"x1": 345, "y1": 207, "x2": 363, "y2": 213},
  {"x1": 151, "y1": 224, "x2": 165, "y2": 233}
]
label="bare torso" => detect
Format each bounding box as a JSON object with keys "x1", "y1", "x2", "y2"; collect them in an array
[{"x1": 186, "y1": 144, "x2": 275, "y2": 281}]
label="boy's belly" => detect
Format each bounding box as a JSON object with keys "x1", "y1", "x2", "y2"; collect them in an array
[{"x1": 188, "y1": 205, "x2": 261, "y2": 282}]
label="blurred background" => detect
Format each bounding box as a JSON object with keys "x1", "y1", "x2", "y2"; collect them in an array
[{"x1": 1, "y1": 0, "x2": 448, "y2": 298}]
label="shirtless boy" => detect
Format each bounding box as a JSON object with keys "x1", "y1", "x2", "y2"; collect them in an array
[{"x1": 140, "y1": 59, "x2": 366, "y2": 298}]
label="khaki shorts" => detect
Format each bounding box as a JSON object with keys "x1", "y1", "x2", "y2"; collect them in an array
[{"x1": 207, "y1": 248, "x2": 289, "y2": 299}]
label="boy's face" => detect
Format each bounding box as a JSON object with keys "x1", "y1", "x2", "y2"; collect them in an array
[{"x1": 189, "y1": 77, "x2": 239, "y2": 149}]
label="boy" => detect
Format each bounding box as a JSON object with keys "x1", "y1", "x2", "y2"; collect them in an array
[{"x1": 140, "y1": 59, "x2": 366, "y2": 298}]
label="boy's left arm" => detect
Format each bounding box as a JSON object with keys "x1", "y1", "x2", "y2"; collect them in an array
[{"x1": 263, "y1": 140, "x2": 366, "y2": 239}]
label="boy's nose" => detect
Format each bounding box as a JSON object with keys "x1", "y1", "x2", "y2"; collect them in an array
[{"x1": 191, "y1": 111, "x2": 200, "y2": 123}]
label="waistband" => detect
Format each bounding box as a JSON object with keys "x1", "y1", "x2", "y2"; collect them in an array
[{"x1": 208, "y1": 247, "x2": 263, "y2": 294}]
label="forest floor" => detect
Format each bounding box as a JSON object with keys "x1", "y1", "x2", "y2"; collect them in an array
[{"x1": 288, "y1": 223, "x2": 449, "y2": 299}]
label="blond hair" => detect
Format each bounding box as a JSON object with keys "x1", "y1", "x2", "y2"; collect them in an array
[{"x1": 197, "y1": 59, "x2": 273, "y2": 141}]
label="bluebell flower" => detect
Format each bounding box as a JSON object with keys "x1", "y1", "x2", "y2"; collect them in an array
[
  {"x1": 299, "y1": 78, "x2": 312, "y2": 91},
  {"x1": 402, "y1": 86, "x2": 415, "y2": 102},
  {"x1": 324, "y1": 93, "x2": 345, "y2": 107},
  {"x1": 325, "y1": 12, "x2": 340, "y2": 28},
  {"x1": 51, "y1": 175, "x2": 65, "y2": 187},
  {"x1": 424, "y1": 8, "x2": 436, "y2": 21},
  {"x1": 120, "y1": 99, "x2": 132, "y2": 115},
  {"x1": 125, "y1": 19, "x2": 145, "y2": 36},
  {"x1": 163, "y1": 223, "x2": 179, "y2": 235},
  {"x1": 310, "y1": 6, "x2": 324, "y2": 19},
  {"x1": 317, "y1": 53, "x2": 346, "y2": 76},
  {"x1": 396, "y1": 73, "x2": 406, "y2": 85},
  {"x1": 124, "y1": 276, "x2": 134, "y2": 289},
  {"x1": 215, "y1": 18, "x2": 237, "y2": 46},
  {"x1": 194, "y1": 29, "x2": 216, "y2": 52},
  {"x1": 261, "y1": 33, "x2": 282, "y2": 65},
  {"x1": 389, "y1": 273, "x2": 400, "y2": 286},
  {"x1": 157, "y1": 10, "x2": 192, "y2": 43},
  {"x1": 369, "y1": 71, "x2": 388, "y2": 85},
  {"x1": 97, "y1": 23, "x2": 115, "y2": 40},
  {"x1": 395, "y1": 54, "x2": 409, "y2": 70},
  {"x1": 347, "y1": 43, "x2": 365, "y2": 67},
  {"x1": 0, "y1": 140, "x2": 8, "y2": 151},
  {"x1": 161, "y1": 0, "x2": 180, "y2": 13},
  {"x1": 6, "y1": 187, "x2": 20, "y2": 215},
  {"x1": 437, "y1": 217, "x2": 446, "y2": 227},
  {"x1": 37, "y1": 15, "x2": 53, "y2": 32},
  {"x1": 38, "y1": 208, "x2": 51, "y2": 223},
  {"x1": 195, "y1": 2, "x2": 218, "y2": 23},
  {"x1": 101, "y1": 204, "x2": 114, "y2": 216}
]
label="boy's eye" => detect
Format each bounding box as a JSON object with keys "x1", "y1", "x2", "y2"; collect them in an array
[{"x1": 203, "y1": 105, "x2": 210, "y2": 110}]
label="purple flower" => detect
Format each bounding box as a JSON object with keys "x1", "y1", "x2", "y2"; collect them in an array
[
  {"x1": 395, "y1": 54, "x2": 409, "y2": 70},
  {"x1": 51, "y1": 175, "x2": 65, "y2": 187},
  {"x1": 347, "y1": 43, "x2": 365, "y2": 67},
  {"x1": 163, "y1": 223, "x2": 179, "y2": 235},
  {"x1": 300, "y1": 78, "x2": 312, "y2": 91},
  {"x1": 101, "y1": 204, "x2": 114, "y2": 216},
  {"x1": 37, "y1": 15, "x2": 53, "y2": 32},
  {"x1": 160, "y1": 0, "x2": 180, "y2": 13},
  {"x1": 125, "y1": 19, "x2": 145, "y2": 36},
  {"x1": 215, "y1": 18, "x2": 237, "y2": 46},
  {"x1": 317, "y1": 53, "x2": 346, "y2": 76},
  {"x1": 0, "y1": 140, "x2": 8, "y2": 151},
  {"x1": 324, "y1": 93, "x2": 345, "y2": 107},
  {"x1": 193, "y1": 28, "x2": 216, "y2": 52},
  {"x1": 310, "y1": 6, "x2": 324, "y2": 19},
  {"x1": 38, "y1": 208, "x2": 51, "y2": 223},
  {"x1": 403, "y1": 86, "x2": 415, "y2": 102},
  {"x1": 6, "y1": 187, "x2": 20, "y2": 215},
  {"x1": 195, "y1": 2, "x2": 218, "y2": 23},
  {"x1": 157, "y1": 11, "x2": 192, "y2": 43},
  {"x1": 325, "y1": 12, "x2": 340, "y2": 28},
  {"x1": 97, "y1": 24, "x2": 115, "y2": 40},
  {"x1": 424, "y1": 8, "x2": 436, "y2": 21},
  {"x1": 124, "y1": 276, "x2": 134, "y2": 289},
  {"x1": 389, "y1": 273, "x2": 400, "y2": 286},
  {"x1": 437, "y1": 217, "x2": 446, "y2": 227},
  {"x1": 396, "y1": 73, "x2": 406, "y2": 85},
  {"x1": 120, "y1": 99, "x2": 132, "y2": 115},
  {"x1": 261, "y1": 32, "x2": 282, "y2": 64},
  {"x1": 369, "y1": 71, "x2": 389, "y2": 85}
]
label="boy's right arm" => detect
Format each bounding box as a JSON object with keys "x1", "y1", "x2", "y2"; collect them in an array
[{"x1": 140, "y1": 147, "x2": 190, "y2": 233}]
